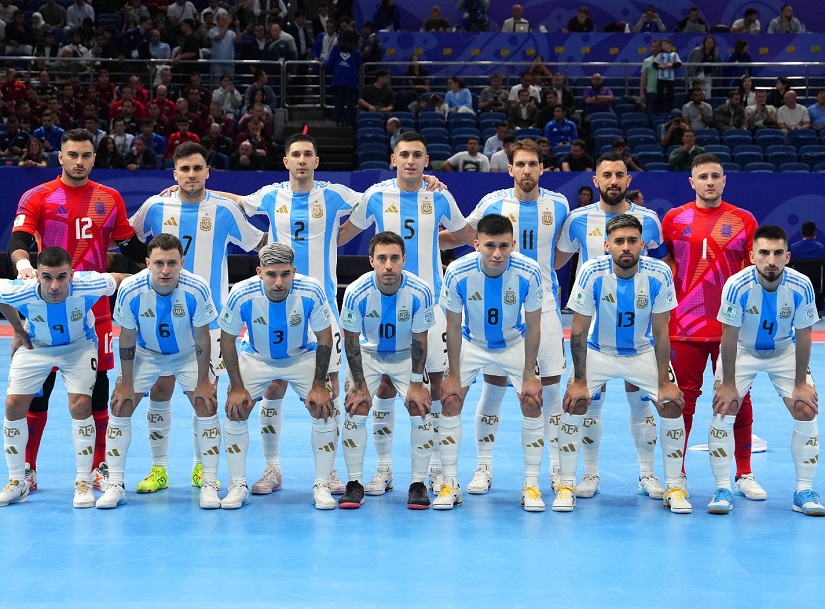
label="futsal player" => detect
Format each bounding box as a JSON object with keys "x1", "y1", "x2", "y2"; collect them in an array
[
  {"x1": 96, "y1": 234, "x2": 219, "y2": 510},
  {"x1": 556, "y1": 214, "x2": 689, "y2": 514},
  {"x1": 708, "y1": 225, "x2": 823, "y2": 516},
  {"x1": 437, "y1": 214, "x2": 545, "y2": 511},
  {"x1": 338, "y1": 231, "x2": 435, "y2": 510},
  {"x1": 218, "y1": 243, "x2": 336, "y2": 510},
  {"x1": 0, "y1": 247, "x2": 124, "y2": 508}
]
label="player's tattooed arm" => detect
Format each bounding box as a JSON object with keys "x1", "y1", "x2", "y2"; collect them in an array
[
  {"x1": 344, "y1": 329, "x2": 365, "y2": 385},
  {"x1": 120, "y1": 345, "x2": 136, "y2": 360},
  {"x1": 314, "y1": 326, "x2": 334, "y2": 383},
  {"x1": 411, "y1": 333, "x2": 427, "y2": 375}
]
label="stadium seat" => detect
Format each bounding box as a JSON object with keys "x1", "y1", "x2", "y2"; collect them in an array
[
  {"x1": 744, "y1": 162, "x2": 775, "y2": 172},
  {"x1": 722, "y1": 134, "x2": 753, "y2": 148},
  {"x1": 765, "y1": 144, "x2": 797, "y2": 156},
  {"x1": 733, "y1": 151, "x2": 764, "y2": 166},
  {"x1": 357, "y1": 150, "x2": 389, "y2": 165},
  {"x1": 515, "y1": 128, "x2": 542, "y2": 139},
  {"x1": 635, "y1": 144, "x2": 663, "y2": 154},
  {"x1": 723, "y1": 128, "x2": 751, "y2": 139},
  {"x1": 703, "y1": 144, "x2": 731, "y2": 155},
  {"x1": 754, "y1": 130, "x2": 785, "y2": 150},
  {"x1": 814, "y1": 162, "x2": 825, "y2": 172},
  {"x1": 766, "y1": 151, "x2": 798, "y2": 168},
  {"x1": 643, "y1": 162, "x2": 670, "y2": 172},
  {"x1": 419, "y1": 127, "x2": 449, "y2": 144},
  {"x1": 449, "y1": 127, "x2": 480, "y2": 139},
  {"x1": 590, "y1": 119, "x2": 619, "y2": 135},
  {"x1": 694, "y1": 129, "x2": 720, "y2": 146},
  {"x1": 357, "y1": 128, "x2": 387, "y2": 145},
  {"x1": 427, "y1": 144, "x2": 453, "y2": 161},
  {"x1": 636, "y1": 151, "x2": 665, "y2": 168},
  {"x1": 625, "y1": 127, "x2": 656, "y2": 139},
  {"x1": 708, "y1": 150, "x2": 731, "y2": 162},
  {"x1": 626, "y1": 134, "x2": 656, "y2": 148},
  {"x1": 357, "y1": 143, "x2": 388, "y2": 156},
  {"x1": 721, "y1": 162, "x2": 741, "y2": 172},
  {"x1": 620, "y1": 117, "x2": 650, "y2": 131},
  {"x1": 356, "y1": 111, "x2": 384, "y2": 125},
  {"x1": 800, "y1": 145, "x2": 825, "y2": 167},
  {"x1": 447, "y1": 114, "x2": 477, "y2": 129},
  {"x1": 788, "y1": 130, "x2": 817, "y2": 149},
  {"x1": 588, "y1": 112, "x2": 618, "y2": 124},
  {"x1": 778, "y1": 162, "x2": 810, "y2": 172},
  {"x1": 359, "y1": 160, "x2": 390, "y2": 171}
]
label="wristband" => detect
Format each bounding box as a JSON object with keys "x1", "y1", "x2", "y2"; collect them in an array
[
  {"x1": 523, "y1": 369, "x2": 537, "y2": 381},
  {"x1": 410, "y1": 373, "x2": 424, "y2": 383},
  {"x1": 16, "y1": 259, "x2": 33, "y2": 274}
]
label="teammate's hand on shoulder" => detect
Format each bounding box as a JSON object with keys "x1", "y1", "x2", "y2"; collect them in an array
[{"x1": 158, "y1": 184, "x2": 180, "y2": 196}]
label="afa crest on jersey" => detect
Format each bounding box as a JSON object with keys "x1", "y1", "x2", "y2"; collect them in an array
[
  {"x1": 95, "y1": 200, "x2": 106, "y2": 215},
  {"x1": 420, "y1": 195, "x2": 433, "y2": 215},
  {"x1": 173, "y1": 302, "x2": 186, "y2": 318},
  {"x1": 199, "y1": 215, "x2": 213, "y2": 232},
  {"x1": 289, "y1": 312, "x2": 302, "y2": 327},
  {"x1": 398, "y1": 308, "x2": 410, "y2": 322},
  {"x1": 70, "y1": 309, "x2": 83, "y2": 322},
  {"x1": 636, "y1": 294, "x2": 649, "y2": 309},
  {"x1": 504, "y1": 289, "x2": 517, "y2": 305},
  {"x1": 311, "y1": 205, "x2": 324, "y2": 218},
  {"x1": 542, "y1": 209, "x2": 553, "y2": 226}
]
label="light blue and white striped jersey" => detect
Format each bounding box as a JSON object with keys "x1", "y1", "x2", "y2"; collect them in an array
[
  {"x1": 0, "y1": 272, "x2": 116, "y2": 348},
  {"x1": 114, "y1": 268, "x2": 217, "y2": 354},
  {"x1": 130, "y1": 190, "x2": 263, "y2": 330},
  {"x1": 467, "y1": 187, "x2": 569, "y2": 311},
  {"x1": 219, "y1": 273, "x2": 333, "y2": 360},
  {"x1": 240, "y1": 181, "x2": 360, "y2": 307},
  {"x1": 350, "y1": 179, "x2": 468, "y2": 296},
  {"x1": 717, "y1": 266, "x2": 818, "y2": 351},
  {"x1": 440, "y1": 251, "x2": 543, "y2": 349},
  {"x1": 568, "y1": 255, "x2": 677, "y2": 356},
  {"x1": 341, "y1": 270, "x2": 435, "y2": 353},
  {"x1": 655, "y1": 51, "x2": 681, "y2": 80},
  {"x1": 558, "y1": 202, "x2": 667, "y2": 276}
]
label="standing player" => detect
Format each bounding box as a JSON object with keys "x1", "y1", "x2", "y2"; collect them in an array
[
  {"x1": 7, "y1": 128, "x2": 147, "y2": 491},
  {"x1": 96, "y1": 234, "x2": 219, "y2": 510},
  {"x1": 440, "y1": 139, "x2": 569, "y2": 496},
  {"x1": 708, "y1": 225, "x2": 823, "y2": 516},
  {"x1": 339, "y1": 231, "x2": 435, "y2": 510},
  {"x1": 661, "y1": 153, "x2": 764, "y2": 499},
  {"x1": 218, "y1": 243, "x2": 336, "y2": 510},
  {"x1": 557, "y1": 214, "x2": 689, "y2": 513},
  {"x1": 128, "y1": 142, "x2": 265, "y2": 493},
  {"x1": 0, "y1": 248, "x2": 124, "y2": 508},
  {"x1": 438, "y1": 214, "x2": 545, "y2": 511},
  {"x1": 339, "y1": 131, "x2": 476, "y2": 496},
  {"x1": 554, "y1": 152, "x2": 666, "y2": 499}
]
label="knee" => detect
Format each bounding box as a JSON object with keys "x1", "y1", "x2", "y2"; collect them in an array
[
  {"x1": 5, "y1": 396, "x2": 29, "y2": 421},
  {"x1": 68, "y1": 395, "x2": 92, "y2": 419},
  {"x1": 441, "y1": 393, "x2": 463, "y2": 417},
  {"x1": 658, "y1": 402, "x2": 683, "y2": 419},
  {"x1": 792, "y1": 403, "x2": 817, "y2": 422}
]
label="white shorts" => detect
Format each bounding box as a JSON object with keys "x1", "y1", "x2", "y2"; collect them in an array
[
  {"x1": 310, "y1": 313, "x2": 342, "y2": 374},
  {"x1": 8, "y1": 341, "x2": 97, "y2": 396},
  {"x1": 484, "y1": 308, "x2": 565, "y2": 378},
  {"x1": 458, "y1": 338, "x2": 526, "y2": 394},
  {"x1": 239, "y1": 349, "x2": 317, "y2": 401},
  {"x1": 714, "y1": 345, "x2": 815, "y2": 400},
  {"x1": 426, "y1": 305, "x2": 447, "y2": 374},
  {"x1": 343, "y1": 350, "x2": 412, "y2": 403},
  {"x1": 581, "y1": 348, "x2": 676, "y2": 403},
  {"x1": 133, "y1": 346, "x2": 199, "y2": 394}
]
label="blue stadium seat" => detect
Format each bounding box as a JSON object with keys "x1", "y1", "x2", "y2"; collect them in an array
[
  {"x1": 356, "y1": 128, "x2": 387, "y2": 145},
  {"x1": 755, "y1": 130, "x2": 785, "y2": 150},
  {"x1": 449, "y1": 127, "x2": 480, "y2": 139},
  {"x1": 814, "y1": 162, "x2": 825, "y2": 172},
  {"x1": 800, "y1": 145, "x2": 825, "y2": 167},
  {"x1": 732, "y1": 144, "x2": 763, "y2": 157},
  {"x1": 419, "y1": 127, "x2": 449, "y2": 144},
  {"x1": 515, "y1": 128, "x2": 542, "y2": 139},
  {"x1": 643, "y1": 162, "x2": 670, "y2": 172},
  {"x1": 788, "y1": 130, "x2": 818, "y2": 149},
  {"x1": 723, "y1": 128, "x2": 751, "y2": 139},
  {"x1": 694, "y1": 129, "x2": 720, "y2": 146},
  {"x1": 722, "y1": 162, "x2": 742, "y2": 172},
  {"x1": 357, "y1": 150, "x2": 389, "y2": 165},
  {"x1": 779, "y1": 162, "x2": 810, "y2": 172},
  {"x1": 620, "y1": 117, "x2": 650, "y2": 131},
  {"x1": 744, "y1": 162, "x2": 775, "y2": 172},
  {"x1": 588, "y1": 112, "x2": 618, "y2": 124},
  {"x1": 765, "y1": 144, "x2": 797, "y2": 156},
  {"x1": 635, "y1": 144, "x2": 663, "y2": 154},
  {"x1": 625, "y1": 127, "x2": 656, "y2": 139},
  {"x1": 590, "y1": 119, "x2": 619, "y2": 135},
  {"x1": 703, "y1": 144, "x2": 731, "y2": 155},
  {"x1": 359, "y1": 161, "x2": 390, "y2": 171},
  {"x1": 766, "y1": 151, "x2": 798, "y2": 168},
  {"x1": 722, "y1": 134, "x2": 753, "y2": 148},
  {"x1": 357, "y1": 111, "x2": 384, "y2": 125},
  {"x1": 733, "y1": 151, "x2": 764, "y2": 165},
  {"x1": 626, "y1": 134, "x2": 656, "y2": 148},
  {"x1": 427, "y1": 144, "x2": 453, "y2": 161},
  {"x1": 447, "y1": 114, "x2": 477, "y2": 129},
  {"x1": 709, "y1": 151, "x2": 731, "y2": 162},
  {"x1": 636, "y1": 151, "x2": 665, "y2": 168}
]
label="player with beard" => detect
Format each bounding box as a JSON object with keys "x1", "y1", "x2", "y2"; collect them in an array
[{"x1": 554, "y1": 152, "x2": 669, "y2": 500}]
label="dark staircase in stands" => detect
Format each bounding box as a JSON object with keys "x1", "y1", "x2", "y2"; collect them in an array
[{"x1": 282, "y1": 108, "x2": 356, "y2": 171}]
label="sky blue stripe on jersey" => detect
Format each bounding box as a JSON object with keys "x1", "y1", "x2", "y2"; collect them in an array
[
  {"x1": 178, "y1": 204, "x2": 200, "y2": 260},
  {"x1": 289, "y1": 191, "x2": 312, "y2": 289},
  {"x1": 268, "y1": 299, "x2": 288, "y2": 359},
  {"x1": 47, "y1": 302, "x2": 70, "y2": 346},
  {"x1": 400, "y1": 191, "x2": 421, "y2": 280},
  {"x1": 378, "y1": 292, "x2": 398, "y2": 352},
  {"x1": 155, "y1": 293, "x2": 178, "y2": 353},
  {"x1": 482, "y1": 275, "x2": 505, "y2": 347},
  {"x1": 755, "y1": 290, "x2": 778, "y2": 351},
  {"x1": 589, "y1": 276, "x2": 604, "y2": 351},
  {"x1": 616, "y1": 278, "x2": 636, "y2": 355}
]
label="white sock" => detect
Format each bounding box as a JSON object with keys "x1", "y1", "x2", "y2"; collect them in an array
[
  {"x1": 581, "y1": 396, "x2": 603, "y2": 475},
  {"x1": 522, "y1": 415, "x2": 544, "y2": 487},
  {"x1": 147, "y1": 400, "x2": 172, "y2": 468},
  {"x1": 72, "y1": 416, "x2": 95, "y2": 483},
  {"x1": 342, "y1": 414, "x2": 368, "y2": 482},
  {"x1": 410, "y1": 415, "x2": 434, "y2": 483},
  {"x1": 223, "y1": 419, "x2": 249, "y2": 485},
  {"x1": 659, "y1": 415, "x2": 687, "y2": 487},
  {"x1": 259, "y1": 398, "x2": 282, "y2": 467},
  {"x1": 708, "y1": 414, "x2": 735, "y2": 490},
  {"x1": 372, "y1": 397, "x2": 395, "y2": 468},
  {"x1": 558, "y1": 412, "x2": 584, "y2": 486},
  {"x1": 196, "y1": 415, "x2": 221, "y2": 485},
  {"x1": 429, "y1": 399, "x2": 442, "y2": 469},
  {"x1": 437, "y1": 414, "x2": 462, "y2": 486},
  {"x1": 3, "y1": 418, "x2": 27, "y2": 481},
  {"x1": 792, "y1": 417, "x2": 819, "y2": 492},
  {"x1": 105, "y1": 415, "x2": 132, "y2": 485},
  {"x1": 628, "y1": 391, "x2": 657, "y2": 476},
  {"x1": 474, "y1": 382, "x2": 505, "y2": 466},
  {"x1": 191, "y1": 411, "x2": 201, "y2": 469},
  {"x1": 311, "y1": 416, "x2": 337, "y2": 484},
  {"x1": 542, "y1": 383, "x2": 562, "y2": 472}
]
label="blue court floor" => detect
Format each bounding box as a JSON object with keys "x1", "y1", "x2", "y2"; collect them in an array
[{"x1": 2, "y1": 332, "x2": 824, "y2": 609}]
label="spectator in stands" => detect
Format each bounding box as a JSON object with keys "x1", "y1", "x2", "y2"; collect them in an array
[
  {"x1": 244, "y1": 23, "x2": 269, "y2": 62},
  {"x1": 186, "y1": 88, "x2": 210, "y2": 133},
  {"x1": 561, "y1": 139, "x2": 594, "y2": 172},
  {"x1": 686, "y1": 35, "x2": 720, "y2": 100},
  {"x1": 544, "y1": 104, "x2": 577, "y2": 147},
  {"x1": 167, "y1": 0, "x2": 199, "y2": 28},
  {"x1": 653, "y1": 38, "x2": 681, "y2": 113},
  {"x1": 422, "y1": 5, "x2": 450, "y2": 31},
  {"x1": 682, "y1": 86, "x2": 713, "y2": 130},
  {"x1": 254, "y1": 0, "x2": 287, "y2": 26},
  {"x1": 229, "y1": 139, "x2": 264, "y2": 170},
  {"x1": 0, "y1": 115, "x2": 30, "y2": 159},
  {"x1": 110, "y1": 85, "x2": 145, "y2": 121},
  {"x1": 582, "y1": 73, "x2": 614, "y2": 116},
  {"x1": 0, "y1": 66, "x2": 26, "y2": 110},
  {"x1": 791, "y1": 221, "x2": 825, "y2": 259},
  {"x1": 502, "y1": 4, "x2": 529, "y2": 32},
  {"x1": 358, "y1": 21, "x2": 383, "y2": 74},
  {"x1": 14, "y1": 100, "x2": 38, "y2": 134},
  {"x1": 326, "y1": 29, "x2": 360, "y2": 126},
  {"x1": 574, "y1": 185, "x2": 593, "y2": 210},
  {"x1": 404, "y1": 54, "x2": 431, "y2": 101},
  {"x1": 668, "y1": 129, "x2": 705, "y2": 171},
  {"x1": 202, "y1": 122, "x2": 234, "y2": 157},
  {"x1": 173, "y1": 19, "x2": 200, "y2": 80},
  {"x1": 508, "y1": 72, "x2": 541, "y2": 105},
  {"x1": 118, "y1": 100, "x2": 143, "y2": 134},
  {"x1": 627, "y1": 189, "x2": 645, "y2": 206},
  {"x1": 32, "y1": 110, "x2": 64, "y2": 152},
  {"x1": 564, "y1": 6, "x2": 594, "y2": 33},
  {"x1": 489, "y1": 133, "x2": 515, "y2": 171},
  {"x1": 745, "y1": 89, "x2": 778, "y2": 132},
  {"x1": 675, "y1": 6, "x2": 707, "y2": 33},
  {"x1": 211, "y1": 74, "x2": 243, "y2": 117},
  {"x1": 5, "y1": 10, "x2": 35, "y2": 54},
  {"x1": 45, "y1": 96, "x2": 72, "y2": 131},
  {"x1": 0, "y1": 0, "x2": 14, "y2": 22},
  {"x1": 634, "y1": 5, "x2": 666, "y2": 32},
  {"x1": 66, "y1": 0, "x2": 94, "y2": 31},
  {"x1": 235, "y1": 117, "x2": 268, "y2": 158},
  {"x1": 119, "y1": 14, "x2": 152, "y2": 63},
  {"x1": 244, "y1": 69, "x2": 278, "y2": 113},
  {"x1": 767, "y1": 5, "x2": 804, "y2": 33},
  {"x1": 146, "y1": 101, "x2": 171, "y2": 138},
  {"x1": 731, "y1": 8, "x2": 760, "y2": 33},
  {"x1": 151, "y1": 84, "x2": 177, "y2": 120},
  {"x1": 311, "y1": 1, "x2": 331, "y2": 38},
  {"x1": 58, "y1": 82, "x2": 82, "y2": 119},
  {"x1": 373, "y1": 0, "x2": 400, "y2": 32},
  {"x1": 508, "y1": 87, "x2": 538, "y2": 129},
  {"x1": 92, "y1": 136, "x2": 122, "y2": 168},
  {"x1": 286, "y1": 10, "x2": 312, "y2": 60},
  {"x1": 386, "y1": 116, "x2": 401, "y2": 150},
  {"x1": 536, "y1": 89, "x2": 559, "y2": 129},
  {"x1": 528, "y1": 56, "x2": 552, "y2": 88},
  {"x1": 777, "y1": 91, "x2": 811, "y2": 135},
  {"x1": 166, "y1": 116, "x2": 200, "y2": 158},
  {"x1": 123, "y1": 0, "x2": 150, "y2": 30},
  {"x1": 805, "y1": 89, "x2": 825, "y2": 135},
  {"x1": 660, "y1": 111, "x2": 687, "y2": 150},
  {"x1": 443, "y1": 136, "x2": 490, "y2": 172},
  {"x1": 456, "y1": 0, "x2": 489, "y2": 32},
  {"x1": 724, "y1": 40, "x2": 752, "y2": 89},
  {"x1": 483, "y1": 121, "x2": 509, "y2": 158},
  {"x1": 536, "y1": 136, "x2": 559, "y2": 172},
  {"x1": 268, "y1": 19, "x2": 297, "y2": 61},
  {"x1": 139, "y1": 119, "x2": 166, "y2": 156},
  {"x1": 148, "y1": 29, "x2": 171, "y2": 60},
  {"x1": 312, "y1": 18, "x2": 338, "y2": 63},
  {"x1": 358, "y1": 69, "x2": 394, "y2": 115},
  {"x1": 123, "y1": 135, "x2": 159, "y2": 170},
  {"x1": 238, "y1": 101, "x2": 272, "y2": 138},
  {"x1": 737, "y1": 74, "x2": 756, "y2": 106},
  {"x1": 445, "y1": 76, "x2": 475, "y2": 114},
  {"x1": 549, "y1": 72, "x2": 577, "y2": 119},
  {"x1": 206, "y1": 101, "x2": 235, "y2": 138},
  {"x1": 767, "y1": 77, "x2": 791, "y2": 108},
  {"x1": 110, "y1": 116, "x2": 134, "y2": 157},
  {"x1": 208, "y1": 9, "x2": 237, "y2": 78},
  {"x1": 640, "y1": 39, "x2": 661, "y2": 116},
  {"x1": 612, "y1": 138, "x2": 643, "y2": 172},
  {"x1": 715, "y1": 90, "x2": 746, "y2": 132},
  {"x1": 82, "y1": 117, "x2": 106, "y2": 148},
  {"x1": 39, "y1": 0, "x2": 66, "y2": 28}
]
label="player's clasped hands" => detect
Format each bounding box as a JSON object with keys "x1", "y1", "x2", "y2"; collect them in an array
[{"x1": 306, "y1": 382, "x2": 334, "y2": 421}]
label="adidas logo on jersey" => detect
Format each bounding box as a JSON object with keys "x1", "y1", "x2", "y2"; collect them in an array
[
  {"x1": 276, "y1": 205, "x2": 289, "y2": 214},
  {"x1": 252, "y1": 316, "x2": 266, "y2": 324},
  {"x1": 366, "y1": 310, "x2": 380, "y2": 318},
  {"x1": 384, "y1": 204, "x2": 399, "y2": 213},
  {"x1": 56, "y1": 205, "x2": 68, "y2": 215},
  {"x1": 141, "y1": 309, "x2": 156, "y2": 318},
  {"x1": 31, "y1": 315, "x2": 45, "y2": 323},
  {"x1": 681, "y1": 226, "x2": 692, "y2": 236},
  {"x1": 588, "y1": 228, "x2": 603, "y2": 237},
  {"x1": 746, "y1": 305, "x2": 759, "y2": 315},
  {"x1": 469, "y1": 291, "x2": 483, "y2": 301},
  {"x1": 601, "y1": 293, "x2": 616, "y2": 303},
  {"x1": 163, "y1": 217, "x2": 179, "y2": 226}
]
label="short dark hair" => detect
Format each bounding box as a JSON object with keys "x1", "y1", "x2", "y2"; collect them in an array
[
  {"x1": 627, "y1": 189, "x2": 642, "y2": 203},
  {"x1": 369, "y1": 231, "x2": 405, "y2": 257},
  {"x1": 466, "y1": 136, "x2": 480, "y2": 145},
  {"x1": 477, "y1": 214, "x2": 513, "y2": 239},
  {"x1": 801, "y1": 221, "x2": 817, "y2": 237},
  {"x1": 174, "y1": 142, "x2": 208, "y2": 164},
  {"x1": 571, "y1": 139, "x2": 586, "y2": 149},
  {"x1": 284, "y1": 133, "x2": 318, "y2": 155},
  {"x1": 611, "y1": 138, "x2": 626, "y2": 148},
  {"x1": 578, "y1": 185, "x2": 593, "y2": 196},
  {"x1": 728, "y1": 89, "x2": 740, "y2": 99},
  {"x1": 595, "y1": 151, "x2": 626, "y2": 169},
  {"x1": 753, "y1": 224, "x2": 788, "y2": 245},
  {"x1": 38, "y1": 246, "x2": 72, "y2": 268},
  {"x1": 394, "y1": 130, "x2": 426, "y2": 150},
  {"x1": 497, "y1": 121, "x2": 509, "y2": 129},
  {"x1": 147, "y1": 233, "x2": 184, "y2": 257},
  {"x1": 606, "y1": 213, "x2": 643, "y2": 235},
  {"x1": 745, "y1": 8, "x2": 758, "y2": 18},
  {"x1": 375, "y1": 70, "x2": 390, "y2": 80},
  {"x1": 691, "y1": 152, "x2": 723, "y2": 170},
  {"x1": 61, "y1": 128, "x2": 95, "y2": 148}
]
